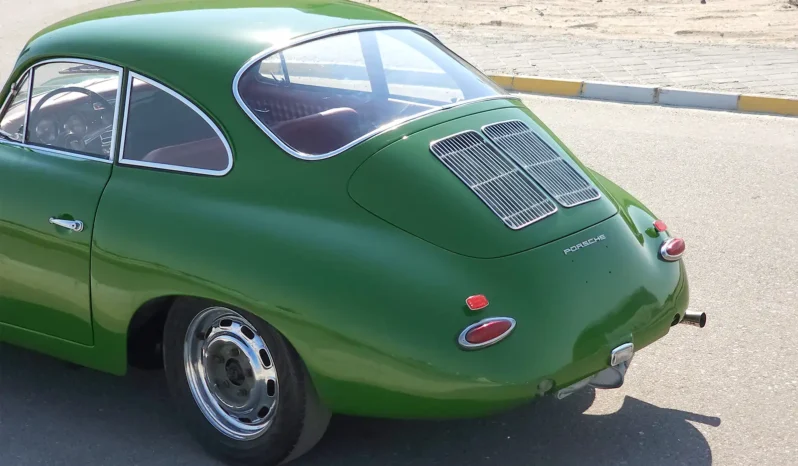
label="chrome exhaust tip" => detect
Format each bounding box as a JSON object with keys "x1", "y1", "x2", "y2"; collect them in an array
[{"x1": 680, "y1": 310, "x2": 706, "y2": 328}]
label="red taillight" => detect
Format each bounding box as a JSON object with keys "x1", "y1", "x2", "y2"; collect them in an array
[
  {"x1": 660, "y1": 237, "x2": 685, "y2": 261},
  {"x1": 458, "y1": 318, "x2": 516, "y2": 350},
  {"x1": 465, "y1": 294, "x2": 489, "y2": 311},
  {"x1": 653, "y1": 220, "x2": 668, "y2": 233}
]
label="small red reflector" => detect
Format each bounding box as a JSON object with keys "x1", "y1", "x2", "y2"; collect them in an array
[
  {"x1": 653, "y1": 220, "x2": 668, "y2": 232},
  {"x1": 465, "y1": 295, "x2": 489, "y2": 311},
  {"x1": 465, "y1": 319, "x2": 513, "y2": 345},
  {"x1": 660, "y1": 237, "x2": 686, "y2": 261}
]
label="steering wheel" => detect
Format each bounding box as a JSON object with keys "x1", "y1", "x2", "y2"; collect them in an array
[{"x1": 28, "y1": 86, "x2": 113, "y2": 151}]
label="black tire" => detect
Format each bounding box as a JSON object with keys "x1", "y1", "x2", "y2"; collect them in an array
[{"x1": 163, "y1": 297, "x2": 330, "y2": 465}]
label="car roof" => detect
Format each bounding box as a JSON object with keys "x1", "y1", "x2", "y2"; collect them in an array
[{"x1": 15, "y1": 0, "x2": 409, "y2": 108}]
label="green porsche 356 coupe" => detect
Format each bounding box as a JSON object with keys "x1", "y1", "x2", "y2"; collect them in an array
[{"x1": 0, "y1": 0, "x2": 705, "y2": 464}]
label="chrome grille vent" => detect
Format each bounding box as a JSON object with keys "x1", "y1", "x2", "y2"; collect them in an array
[
  {"x1": 429, "y1": 131, "x2": 557, "y2": 230},
  {"x1": 482, "y1": 120, "x2": 600, "y2": 207}
]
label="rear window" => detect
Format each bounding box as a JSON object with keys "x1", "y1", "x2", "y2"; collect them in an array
[{"x1": 236, "y1": 28, "x2": 505, "y2": 158}]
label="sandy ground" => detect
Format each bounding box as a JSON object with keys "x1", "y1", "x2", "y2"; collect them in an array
[
  {"x1": 2, "y1": 0, "x2": 797, "y2": 81},
  {"x1": 359, "y1": 0, "x2": 798, "y2": 45}
]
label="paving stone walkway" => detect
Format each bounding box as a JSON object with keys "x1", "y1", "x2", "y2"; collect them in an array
[{"x1": 436, "y1": 27, "x2": 798, "y2": 97}]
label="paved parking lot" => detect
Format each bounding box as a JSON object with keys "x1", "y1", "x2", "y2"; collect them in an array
[{"x1": 1, "y1": 93, "x2": 796, "y2": 465}]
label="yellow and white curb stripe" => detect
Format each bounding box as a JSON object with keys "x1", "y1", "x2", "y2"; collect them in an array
[{"x1": 489, "y1": 74, "x2": 798, "y2": 117}]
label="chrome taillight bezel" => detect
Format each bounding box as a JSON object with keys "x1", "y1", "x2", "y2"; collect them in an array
[
  {"x1": 660, "y1": 238, "x2": 685, "y2": 261},
  {"x1": 457, "y1": 317, "x2": 517, "y2": 350}
]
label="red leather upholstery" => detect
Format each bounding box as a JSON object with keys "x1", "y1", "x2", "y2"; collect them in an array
[
  {"x1": 271, "y1": 107, "x2": 359, "y2": 155},
  {"x1": 142, "y1": 137, "x2": 228, "y2": 170}
]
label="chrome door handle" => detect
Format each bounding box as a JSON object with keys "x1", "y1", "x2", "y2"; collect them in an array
[{"x1": 49, "y1": 217, "x2": 84, "y2": 232}]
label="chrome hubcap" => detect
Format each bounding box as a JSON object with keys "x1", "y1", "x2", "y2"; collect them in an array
[{"x1": 184, "y1": 307, "x2": 278, "y2": 440}]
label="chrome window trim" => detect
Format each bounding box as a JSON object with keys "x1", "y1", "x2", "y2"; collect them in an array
[
  {"x1": 0, "y1": 138, "x2": 113, "y2": 163},
  {"x1": 232, "y1": 22, "x2": 516, "y2": 161},
  {"x1": 118, "y1": 72, "x2": 233, "y2": 176},
  {"x1": 23, "y1": 69, "x2": 33, "y2": 143},
  {"x1": 1, "y1": 58, "x2": 123, "y2": 164}
]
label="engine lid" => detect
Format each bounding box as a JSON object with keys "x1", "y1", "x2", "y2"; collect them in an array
[{"x1": 348, "y1": 106, "x2": 617, "y2": 258}]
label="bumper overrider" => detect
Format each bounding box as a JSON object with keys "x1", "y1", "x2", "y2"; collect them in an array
[{"x1": 556, "y1": 310, "x2": 706, "y2": 399}]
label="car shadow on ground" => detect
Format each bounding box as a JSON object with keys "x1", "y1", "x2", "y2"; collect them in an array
[
  {"x1": 0, "y1": 344, "x2": 719, "y2": 466},
  {"x1": 300, "y1": 389, "x2": 720, "y2": 466}
]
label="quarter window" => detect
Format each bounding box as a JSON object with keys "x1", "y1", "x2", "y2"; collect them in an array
[
  {"x1": 120, "y1": 74, "x2": 231, "y2": 174},
  {"x1": 0, "y1": 71, "x2": 30, "y2": 142},
  {"x1": 26, "y1": 61, "x2": 122, "y2": 158}
]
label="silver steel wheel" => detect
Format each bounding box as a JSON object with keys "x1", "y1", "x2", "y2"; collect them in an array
[{"x1": 184, "y1": 306, "x2": 279, "y2": 440}]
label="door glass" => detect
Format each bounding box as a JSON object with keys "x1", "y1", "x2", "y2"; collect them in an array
[
  {"x1": 120, "y1": 75, "x2": 231, "y2": 173},
  {"x1": 27, "y1": 61, "x2": 121, "y2": 158},
  {"x1": 0, "y1": 72, "x2": 30, "y2": 142}
]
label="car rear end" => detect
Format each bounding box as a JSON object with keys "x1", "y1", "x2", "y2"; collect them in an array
[
  {"x1": 233, "y1": 23, "x2": 700, "y2": 417},
  {"x1": 344, "y1": 104, "x2": 694, "y2": 409}
]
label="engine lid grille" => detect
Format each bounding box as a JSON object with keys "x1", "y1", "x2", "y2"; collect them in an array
[
  {"x1": 482, "y1": 120, "x2": 600, "y2": 207},
  {"x1": 429, "y1": 131, "x2": 557, "y2": 230}
]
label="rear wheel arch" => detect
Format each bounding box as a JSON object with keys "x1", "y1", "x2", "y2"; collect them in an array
[
  {"x1": 125, "y1": 295, "x2": 262, "y2": 369},
  {"x1": 125, "y1": 295, "x2": 304, "y2": 371},
  {"x1": 127, "y1": 295, "x2": 177, "y2": 369}
]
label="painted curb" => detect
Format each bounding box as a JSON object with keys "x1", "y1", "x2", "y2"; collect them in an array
[
  {"x1": 582, "y1": 81, "x2": 657, "y2": 104},
  {"x1": 489, "y1": 74, "x2": 798, "y2": 117},
  {"x1": 738, "y1": 94, "x2": 798, "y2": 116},
  {"x1": 658, "y1": 88, "x2": 738, "y2": 110},
  {"x1": 512, "y1": 76, "x2": 582, "y2": 96}
]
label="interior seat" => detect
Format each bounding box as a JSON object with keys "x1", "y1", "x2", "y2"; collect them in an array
[
  {"x1": 271, "y1": 107, "x2": 359, "y2": 155},
  {"x1": 142, "y1": 137, "x2": 228, "y2": 170}
]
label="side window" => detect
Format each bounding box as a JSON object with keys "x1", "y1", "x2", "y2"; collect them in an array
[
  {"x1": 0, "y1": 71, "x2": 30, "y2": 142},
  {"x1": 120, "y1": 74, "x2": 231, "y2": 174},
  {"x1": 26, "y1": 61, "x2": 121, "y2": 158}
]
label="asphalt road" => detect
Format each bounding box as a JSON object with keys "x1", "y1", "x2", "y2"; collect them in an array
[
  {"x1": 1, "y1": 3, "x2": 798, "y2": 465},
  {"x1": 1, "y1": 94, "x2": 796, "y2": 465}
]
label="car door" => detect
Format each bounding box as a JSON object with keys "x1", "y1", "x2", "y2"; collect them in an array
[{"x1": 0, "y1": 59, "x2": 122, "y2": 345}]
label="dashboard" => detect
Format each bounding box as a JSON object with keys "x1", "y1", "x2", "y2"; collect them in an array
[{"x1": 29, "y1": 95, "x2": 116, "y2": 157}]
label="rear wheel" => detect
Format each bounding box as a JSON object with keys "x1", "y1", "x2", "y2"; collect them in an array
[{"x1": 163, "y1": 298, "x2": 329, "y2": 465}]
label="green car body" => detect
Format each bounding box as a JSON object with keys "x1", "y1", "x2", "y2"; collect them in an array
[{"x1": 0, "y1": 0, "x2": 690, "y2": 423}]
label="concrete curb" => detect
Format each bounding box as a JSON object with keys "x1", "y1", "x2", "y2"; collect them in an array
[{"x1": 489, "y1": 74, "x2": 798, "y2": 117}]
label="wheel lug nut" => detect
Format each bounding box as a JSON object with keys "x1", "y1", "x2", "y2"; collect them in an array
[
  {"x1": 230, "y1": 348, "x2": 240, "y2": 357},
  {"x1": 239, "y1": 389, "x2": 248, "y2": 396},
  {"x1": 213, "y1": 355, "x2": 224, "y2": 364},
  {"x1": 222, "y1": 380, "x2": 230, "y2": 388}
]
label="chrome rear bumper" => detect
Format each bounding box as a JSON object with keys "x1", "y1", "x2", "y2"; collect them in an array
[
  {"x1": 556, "y1": 342, "x2": 634, "y2": 399},
  {"x1": 555, "y1": 360, "x2": 631, "y2": 399}
]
